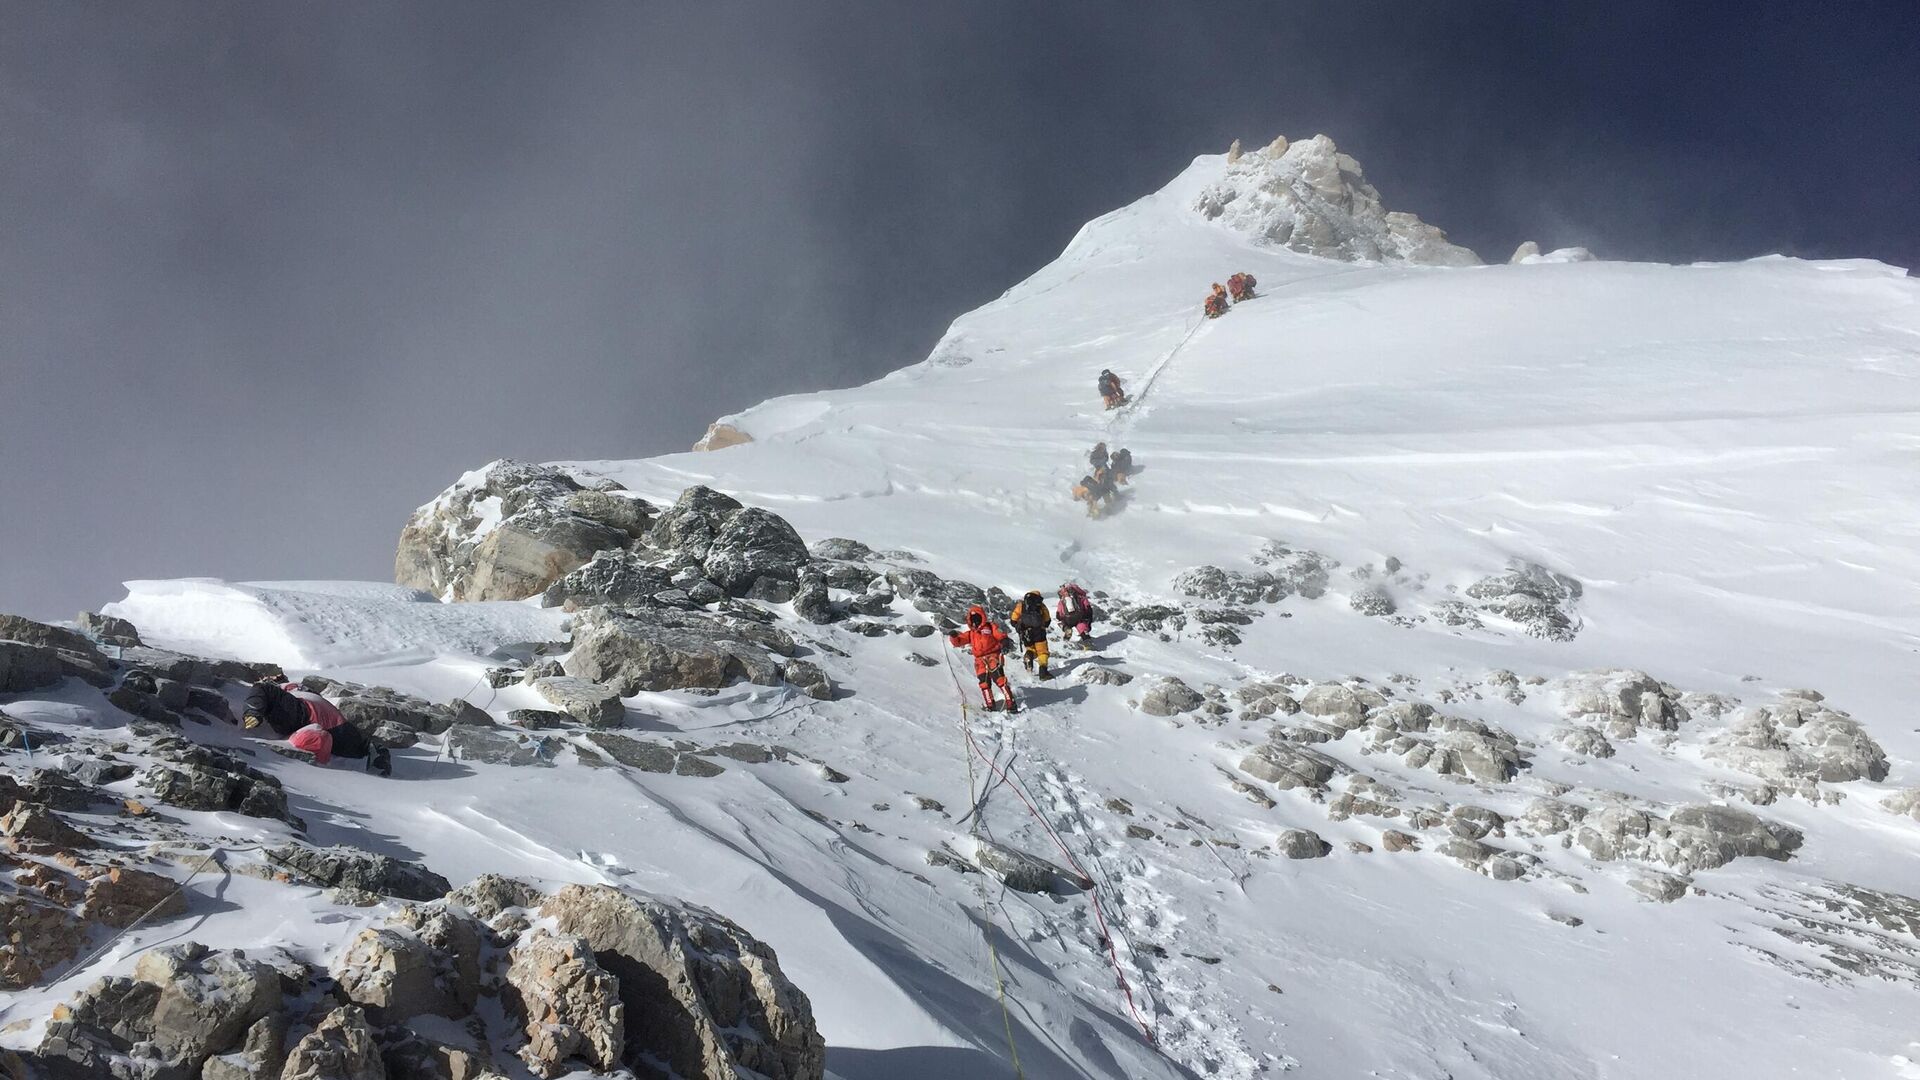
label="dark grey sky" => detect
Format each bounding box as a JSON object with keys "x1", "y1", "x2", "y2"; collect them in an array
[{"x1": 5, "y1": 3, "x2": 1917, "y2": 620}]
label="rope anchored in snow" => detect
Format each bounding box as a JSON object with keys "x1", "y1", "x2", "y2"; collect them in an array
[
  {"x1": 940, "y1": 645, "x2": 1029, "y2": 1079},
  {"x1": 938, "y1": 643, "x2": 1158, "y2": 1049}
]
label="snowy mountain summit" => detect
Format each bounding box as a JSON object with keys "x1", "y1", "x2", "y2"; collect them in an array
[
  {"x1": 8, "y1": 138, "x2": 1920, "y2": 1080},
  {"x1": 1194, "y1": 133, "x2": 1481, "y2": 265}
]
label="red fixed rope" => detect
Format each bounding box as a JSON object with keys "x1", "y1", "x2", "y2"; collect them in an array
[{"x1": 960, "y1": 721, "x2": 1156, "y2": 1045}]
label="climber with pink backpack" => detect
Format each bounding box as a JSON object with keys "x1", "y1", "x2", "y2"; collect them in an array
[{"x1": 1055, "y1": 582, "x2": 1096, "y2": 647}]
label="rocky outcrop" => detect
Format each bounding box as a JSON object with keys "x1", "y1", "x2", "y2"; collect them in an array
[
  {"x1": 700, "y1": 508, "x2": 811, "y2": 602},
  {"x1": 394, "y1": 459, "x2": 647, "y2": 601},
  {"x1": 1239, "y1": 743, "x2": 1341, "y2": 790},
  {"x1": 1704, "y1": 693, "x2": 1888, "y2": 797},
  {"x1": 540, "y1": 883, "x2": 826, "y2": 1080},
  {"x1": 141, "y1": 739, "x2": 291, "y2": 824},
  {"x1": 1298, "y1": 683, "x2": 1387, "y2": 730},
  {"x1": 0, "y1": 893, "x2": 87, "y2": 989},
  {"x1": 36, "y1": 943, "x2": 289, "y2": 1079},
  {"x1": 266, "y1": 844, "x2": 452, "y2": 902},
  {"x1": 505, "y1": 929, "x2": 625, "y2": 1077},
  {"x1": 1193, "y1": 134, "x2": 1480, "y2": 265},
  {"x1": 564, "y1": 605, "x2": 824, "y2": 699},
  {"x1": 1276, "y1": 828, "x2": 1331, "y2": 859},
  {"x1": 881, "y1": 567, "x2": 987, "y2": 623},
  {"x1": 693, "y1": 421, "x2": 754, "y2": 452},
  {"x1": 25, "y1": 876, "x2": 826, "y2": 1080},
  {"x1": 0, "y1": 613, "x2": 115, "y2": 691},
  {"x1": 1464, "y1": 561, "x2": 1583, "y2": 640},
  {"x1": 531, "y1": 676, "x2": 624, "y2": 728},
  {"x1": 445, "y1": 724, "x2": 563, "y2": 767},
  {"x1": 1554, "y1": 669, "x2": 1690, "y2": 739},
  {"x1": 77, "y1": 612, "x2": 143, "y2": 648},
  {"x1": 543, "y1": 548, "x2": 679, "y2": 611},
  {"x1": 279, "y1": 1005, "x2": 384, "y2": 1080},
  {"x1": 1574, "y1": 803, "x2": 1802, "y2": 874},
  {"x1": 972, "y1": 839, "x2": 1084, "y2": 894},
  {"x1": 1139, "y1": 677, "x2": 1205, "y2": 717}
]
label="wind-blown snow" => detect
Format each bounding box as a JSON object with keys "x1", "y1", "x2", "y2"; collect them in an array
[{"x1": 19, "y1": 150, "x2": 1920, "y2": 1079}]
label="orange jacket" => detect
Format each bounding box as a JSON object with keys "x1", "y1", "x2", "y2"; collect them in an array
[{"x1": 948, "y1": 606, "x2": 1009, "y2": 673}]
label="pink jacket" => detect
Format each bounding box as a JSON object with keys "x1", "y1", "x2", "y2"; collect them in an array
[{"x1": 285, "y1": 687, "x2": 345, "y2": 731}]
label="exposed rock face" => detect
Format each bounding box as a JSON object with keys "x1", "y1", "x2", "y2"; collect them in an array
[
  {"x1": 1276, "y1": 828, "x2": 1331, "y2": 859},
  {"x1": 1705, "y1": 694, "x2": 1888, "y2": 795},
  {"x1": 545, "y1": 549, "x2": 679, "y2": 611},
  {"x1": 564, "y1": 605, "x2": 818, "y2": 698},
  {"x1": 1348, "y1": 584, "x2": 1396, "y2": 616},
  {"x1": 1239, "y1": 743, "x2": 1341, "y2": 790},
  {"x1": 693, "y1": 421, "x2": 754, "y2": 452},
  {"x1": 445, "y1": 724, "x2": 562, "y2": 768},
  {"x1": 0, "y1": 893, "x2": 87, "y2": 989},
  {"x1": 0, "y1": 640, "x2": 68, "y2": 694},
  {"x1": 1193, "y1": 134, "x2": 1480, "y2": 265},
  {"x1": 395, "y1": 459, "x2": 642, "y2": 601},
  {"x1": 1574, "y1": 803, "x2": 1802, "y2": 874},
  {"x1": 140, "y1": 739, "x2": 291, "y2": 824},
  {"x1": 279, "y1": 1005, "x2": 385, "y2": 1080},
  {"x1": 1299, "y1": 683, "x2": 1387, "y2": 730},
  {"x1": 77, "y1": 611, "x2": 143, "y2": 647},
  {"x1": 447, "y1": 873, "x2": 545, "y2": 922},
  {"x1": 540, "y1": 883, "x2": 826, "y2": 1080},
  {"x1": 972, "y1": 839, "x2": 1082, "y2": 894},
  {"x1": 79, "y1": 865, "x2": 189, "y2": 928},
  {"x1": 1464, "y1": 561, "x2": 1583, "y2": 640},
  {"x1": 647, "y1": 485, "x2": 744, "y2": 561},
  {"x1": 1139, "y1": 677, "x2": 1206, "y2": 717},
  {"x1": 1882, "y1": 789, "x2": 1920, "y2": 823},
  {"x1": 1555, "y1": 669, "x2": 1690, "y2": 738},
  {"x1": 333, "y1": 926, "x2": 460, "y2": 1021},
  {"x1": 37, "y1": 943, "x2": 286, "y2": 1079},
  {"x1": 1551, "y1": 724, "x2": 1615, "y2": 758},
  {"x1": 701, "y1": 508, "x2": 811, "y2": 601},
  {"x1": 3, "y1": 803, "x2": 99, "y2": 851},
  {"x1": 267, "y1": 845, "x2": 452, "y2": 902},
  {"x1": 0, "y1": 613, "x2": 115, "y2": 691},
  {"x1": 882, "y1": 567, "x2": 987, "y2": 622},
  {"x1": 1628, "y1": 869, "x2": 1691, "y2": 903},
  {"x1": 505, "y1": 929, "x2": 625, "y2": 1077},
  {"x1": 531, "y1": 676, "x2": 624, "y2": 728}
]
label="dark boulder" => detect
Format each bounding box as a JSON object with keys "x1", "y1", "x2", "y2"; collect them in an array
[{"x1": 266, "y1": 844, "x2": 452, "y2": 901}]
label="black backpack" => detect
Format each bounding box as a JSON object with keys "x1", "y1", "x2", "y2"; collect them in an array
[{"x1": 1015, "y1": 594, "x2": 1049, "y2": 631}]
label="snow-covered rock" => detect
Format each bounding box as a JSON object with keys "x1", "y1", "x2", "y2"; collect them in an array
[
  {"x1": 1193, "y1": 133, "x2": 1481, "y2": 265},
  {"x1": 395, "y1": 459, "x2": 644, "y2": 602}
]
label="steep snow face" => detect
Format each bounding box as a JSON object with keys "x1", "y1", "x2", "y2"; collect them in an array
[
  {"x1": 27, "y1": 153, "x2": 1920, "y2": 1080},
  {"x1": 1192, "y1": 134, "x2": 1481, "y2": 265}
]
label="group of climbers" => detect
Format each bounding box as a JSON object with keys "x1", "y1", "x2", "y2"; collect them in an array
[
  {"x1": 949, "y1": 582, "x2": 1099, "y2": 712},
  {"x1": 1204, "y1": 272, "x2": 1258, "y2": 318},
  {"x1": 1097, "y1": 368, "x2": 1127, "y2": 410},
  {"x1": 1073, "y1": 441, "x2": 1135, "y2": 518}
]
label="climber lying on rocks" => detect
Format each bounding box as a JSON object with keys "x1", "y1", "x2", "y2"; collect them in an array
[{"x1": 242, "y1": 680, "x2": 392, "y2": 776}]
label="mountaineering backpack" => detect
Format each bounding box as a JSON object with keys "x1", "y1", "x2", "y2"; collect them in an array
[
  {"x1": 1014, "y1": 595, "x2": 1049, "y2": 632},
  {"x1": 1062, "y1": 585, "x2": 1094, "y2": 623}
]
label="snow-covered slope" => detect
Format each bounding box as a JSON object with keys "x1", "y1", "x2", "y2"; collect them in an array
[{"x1": 15, "y1": 145, "x2": 1920, "y2": 1080}]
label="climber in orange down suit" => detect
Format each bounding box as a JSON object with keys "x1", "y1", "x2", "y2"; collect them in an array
[
  {"x1": 949, "y1": 605, "x2": 1019, "y2": 713},
  {"x1": 1204, "y1": 282, "x2": 1230, "y2": 319}
]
